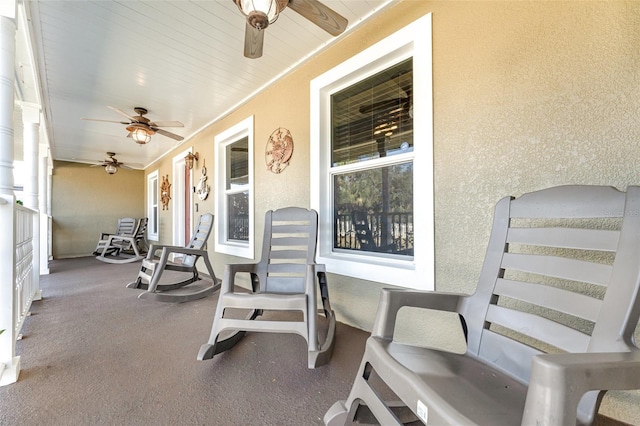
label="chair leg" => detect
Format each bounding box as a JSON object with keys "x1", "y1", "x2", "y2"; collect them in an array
[
  {"x1": 126, "y1": 276, "x2": 144, "y2": 289},
  {"x1": 198, "y1": 308, "x2": 262, "y2": 360},
  {"x1": 323, "y1": 401, "x2": 350, "y2": 426},
  {"x1": 327, "y1": 358, "x2": 405, "y2": 425},
  {"x1": 197, "y1": 330, "x2": 247, "y2": 360},
  {"x1": 126, "y1": 262, "x2": 155, "y2": 290},
  {"x1": 134, "y1": 258, "x2": 219, "y2": 303},
  {"x1": 308, "y1": 271, "x2": 336, "y2": 368},
  {"x1": 140, "y1": 285, "x2": 217, "y2": 303},
  {"x1": 308, "y1": 308, "x2": 336, "y2": 368},
  {"x1": 147, "y1": 270, "x2": 199, "y2": 292}
]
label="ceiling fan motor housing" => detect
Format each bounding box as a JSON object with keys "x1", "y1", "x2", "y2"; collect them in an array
[
  {"x1": 235, "y1": 0, "x2": 288, "y2": 30},
  {"x1": 248, "y1": 11, "x2": 270, "y2": 30}
]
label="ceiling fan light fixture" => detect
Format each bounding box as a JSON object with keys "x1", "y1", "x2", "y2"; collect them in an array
[
  {"x1": 104, "y1": 163, "x2": 118, "y2": 174},
  {"x1": 126, "y1": 124, "x2": 153, "y2": 145},
  {"x1": 235, "y1": 0, "x2": 281, "y2": 30}
]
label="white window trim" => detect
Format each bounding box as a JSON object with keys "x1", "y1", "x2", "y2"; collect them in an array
[
  {"x1": 310, "y1": 13, "x2": 434, "y2": 290},
  {"x1": 147, "y1": 169, "x2": 159, "y2": 241},
  {"x1": 214, "y1": 116, "x2": 254, "y2": 259}
]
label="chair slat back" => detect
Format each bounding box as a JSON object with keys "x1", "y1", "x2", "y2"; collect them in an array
[
  {"x1": 461, "y1": 186, "x2": 640, "y2": 392},
  {"x1": 112, "y1": 218, "x2": 148, "y2": 251},
  {"x1": 133, "y1": 217, "x2": 148, "y2": 251},
  {"x1": 116, "y1": 217, "x2": 136, "y2": 236},
  {"x1": 134, "y1": 217, "x2": 148, "y2": 238},
  {"x1": 182, "y1": 213, "x2": 214, "y2": 267},
  {"x1": 258, "y1": 207, "x2": 318, "y2": 294}
]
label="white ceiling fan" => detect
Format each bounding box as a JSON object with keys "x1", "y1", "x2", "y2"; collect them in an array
[{"x1": 82, "y1": 106, "x2": 184, "y2": 144}]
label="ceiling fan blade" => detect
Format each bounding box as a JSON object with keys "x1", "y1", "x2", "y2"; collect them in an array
[
  {"x1": 149, "y1": 120, "x2": 184, "y2": 128},
  {"x1": 81, "y1": 118, "x2": 129, "y2": 124},
  {"x1": 107, "y1": 106, "x2": 137, "y2": 121},
  {"x1": 118, "y1": 160, "x2": 144, "y2": 168},
  {"x1": 288, "y1": 0, "x2": 348, "y2": 36},
  {"x1": 154, "y1": 128, "x2": 184, "y2": 141},
  {"x1": 244, "y1": 22, "x2": 264, "y2": 59}
]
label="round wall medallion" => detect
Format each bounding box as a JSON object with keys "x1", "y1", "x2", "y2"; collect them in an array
[{"x1": 265, "y1": 127, "x2": 293, "y2": 174}]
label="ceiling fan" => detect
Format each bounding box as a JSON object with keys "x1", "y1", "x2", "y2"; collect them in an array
[
  {"x1": 234, "y1": 0, "x2": 348, "y2": 59},
  {"x1": 82, "y1": 106, "x2": 184, "y2": 144},
  {"x1": 90, "y1": 152, "x2": 142, "y2": 175}
]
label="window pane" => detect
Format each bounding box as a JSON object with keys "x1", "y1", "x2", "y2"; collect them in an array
[
  {"x1": 331, "y1": 58, "x2": 413, "y2": 166},
  {"x1": 227, "y1": 191, "x2": 249, "y2": 241},
  {"x1": 227, "y1": 137, "x2": 249, "y2": 188},
  {"x1": 152, "y1": 179, "x2": 158, "y2": 204},
  {"x1": 152, "y1": 206, "x2": 158, "y2": 234},
  {"x1": 333, "y1": 162, "x2": 413, "y2": 256}
]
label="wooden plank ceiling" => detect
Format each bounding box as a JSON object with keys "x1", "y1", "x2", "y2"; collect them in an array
[{"x1": 18, "y1": 0, "x2": 392, "y2": 169}]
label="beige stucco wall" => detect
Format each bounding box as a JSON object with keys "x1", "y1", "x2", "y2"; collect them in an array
[
  {"x1": 52, "y1": 160, "x2": 144, "y2": 258},
  {"x1": 143, "y1": 1, "x2": 640, "y2": 422}
]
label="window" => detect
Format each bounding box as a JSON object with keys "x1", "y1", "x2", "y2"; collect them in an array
[
  {"x1": 332, "y1": 58, "x2": 414, "y2": 257},
  {"x1": 310, "y1": 14, "x2": 433, "y2": 289},
  {"x1": 215, "y1": 116, "x2": 254, "y2": 258},
  {"x1": 147, "y1": 170, "x2": 159, "y2": 241}
]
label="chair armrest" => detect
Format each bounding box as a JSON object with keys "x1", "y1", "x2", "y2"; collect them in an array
[
  {"x1": 148, "y1": 244, "x2": 178, "y2": 252},
  {"x1": 303, "y1": 263, "x2": 326, "y2": 294},
  {"x1": 159, "y1": 247, "x2": 207, "y2": 256},
  {"x1": 523, "y1": 349, "x2": 640, "y2": 425},
  {"x1": 222, "y1": 262, "x2": 260, "y2": 292},
  {"x1": 371, "y1": 288, "x2": 467, "y2": 340},
  {"x1": 144, "y1": 244, "x2": 208, "y2": 262},
  {"x1": 145, "y1": 244, "x2": 162, "y2": 260},
  {"x1": 107, "y1": 235, "x2": 134, "y2": 243},
  {"x1": 145, "y1": 244, "x2": 174, "y2": 260}
]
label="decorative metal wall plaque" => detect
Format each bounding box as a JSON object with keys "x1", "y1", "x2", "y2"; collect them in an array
[
  {"x1": 160, "y1": 174, "x2": 171, "y2": 210},
  {"x1": 265, "y1": 127, "x2": 293, "y2": 174}
]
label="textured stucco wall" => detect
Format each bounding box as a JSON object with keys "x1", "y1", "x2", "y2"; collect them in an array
[
  {"x1": 52, "y1": 160, "x2": 144, "y2": 258},
  {"x1": 146, "y1": 1, "x2": 640, "y2": 422}
]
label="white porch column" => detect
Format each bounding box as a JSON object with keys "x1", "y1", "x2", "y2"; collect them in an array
[
  {"x1": 0, "y1": 0, "x2": 20, "y2": 386},
  {"x1": 22, "y1": 104, "x2": 39, "y2": 209},
  {"x1": 0, "y1": 5, "x2": 15, "y2": 196},
  {"x1": 22, "y1": 104, "x2": 41, "y2": 300},
  {"x1": 39, "y1": 145, "x2": 50, "y2": 275}
]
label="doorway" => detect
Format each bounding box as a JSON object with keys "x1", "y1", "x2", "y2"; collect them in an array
[{"x1": 172, "y1": 149, "x2": 194, "y2": 258}]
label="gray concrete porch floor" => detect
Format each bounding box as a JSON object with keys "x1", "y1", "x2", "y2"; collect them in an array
[{"x1": 0, "y1": 257, "x2": 627, "y2": 425}]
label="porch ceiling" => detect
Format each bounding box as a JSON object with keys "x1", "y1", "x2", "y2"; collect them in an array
[{"x1": 14, "y1": 0, "x2": 393, "y2": 170}]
